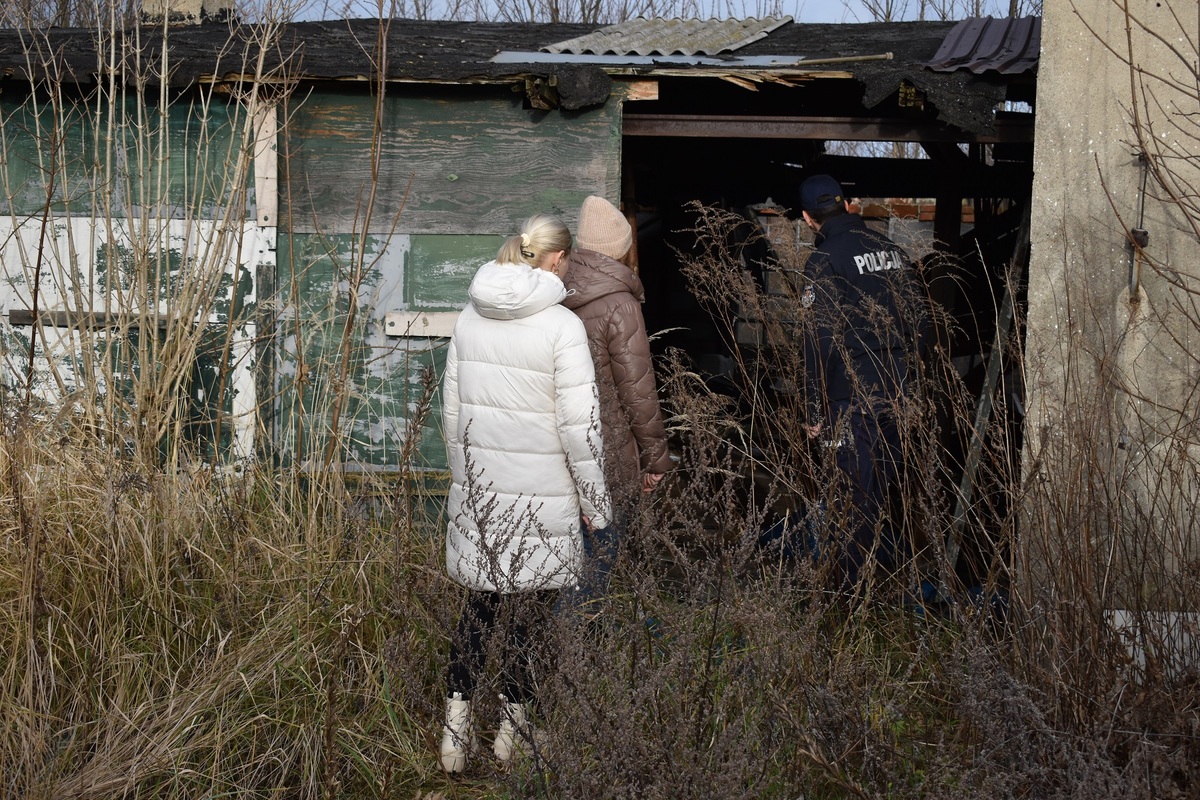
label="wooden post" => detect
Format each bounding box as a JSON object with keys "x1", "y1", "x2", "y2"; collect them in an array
[
  {"x1": 922, "y1": 141, "x2": 966, "y2": 253},
  {"x1": 622, "y1": 160, "x2": 639, "y2": 273}
]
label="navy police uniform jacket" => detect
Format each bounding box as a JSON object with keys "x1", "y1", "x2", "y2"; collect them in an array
[{"x1": 801, "y1": 212, "x2": 924, "y2": 422}]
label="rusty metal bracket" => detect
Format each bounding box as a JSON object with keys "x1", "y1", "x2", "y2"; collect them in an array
[{"x1": 1129, "y1": 151, "x2": 1150, "y2": 297}]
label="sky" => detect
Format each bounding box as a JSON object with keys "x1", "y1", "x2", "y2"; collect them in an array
[{"x1": 789, "y1": 1, "x2": 878, "y2": 23}]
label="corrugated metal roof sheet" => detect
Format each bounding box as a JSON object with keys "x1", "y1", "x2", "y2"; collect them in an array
[
  {"x1": 543, "y1": 16, "x2": 792, "y2": 57},
  {"x1": 925, "y1": 15, "x2": 1040, "y2": 75}
]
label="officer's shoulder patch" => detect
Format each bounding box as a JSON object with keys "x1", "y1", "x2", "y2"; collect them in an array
[{"x1": 801, "y1": 284, "x2": 815, "y2": 309}]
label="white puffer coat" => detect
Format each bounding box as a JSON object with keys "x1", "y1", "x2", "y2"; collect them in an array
[{"x1": 443, "y1": 259, "x2": 611, "y2": 593}]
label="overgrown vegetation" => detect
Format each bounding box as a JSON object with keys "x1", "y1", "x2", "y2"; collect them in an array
[{"x1": 1, "y1": 4, "x2": 1197, "y2": 799}]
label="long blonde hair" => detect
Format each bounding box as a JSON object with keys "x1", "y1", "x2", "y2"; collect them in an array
[{"x1": 497, "y1": 214, "x2": 572, "y2": 267}]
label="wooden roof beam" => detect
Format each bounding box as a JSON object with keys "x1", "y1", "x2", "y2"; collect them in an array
[{"x1": 622, "y1": 113, "x2": 1033, "y2": 144}]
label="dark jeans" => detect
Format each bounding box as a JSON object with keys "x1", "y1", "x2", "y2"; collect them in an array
[
  {"x1": 826, "y1": 400, "x2": 906, "y2": 590},
  {"x1": 447, "y1": 589, "x2": 556, "y2": 703},
  {"x1": 556, "y1": 515, "x2": 624, "y2": 615}
]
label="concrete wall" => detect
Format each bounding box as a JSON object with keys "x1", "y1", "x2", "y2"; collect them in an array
[{"x1": 1024, "y1": 0, "x2": 1200, "y2": 630}]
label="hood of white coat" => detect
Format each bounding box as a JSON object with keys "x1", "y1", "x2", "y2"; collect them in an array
[{"x1": 468, "y1": 260, "x2": 567, "y2": 320}]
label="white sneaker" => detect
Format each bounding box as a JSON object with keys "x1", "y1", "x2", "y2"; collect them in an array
[
  {"x1": 492, "y1": 700, "x2": 530, "y2": 762},
  {"x1": 439, "y1": 693, "x2": 475, "y2": 773}
]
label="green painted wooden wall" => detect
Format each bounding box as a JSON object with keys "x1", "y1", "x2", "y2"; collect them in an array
[
  {"x1": 281, "y1": 87, "x2": 621, "y2": 235},
  {"x1": 0, "y1": 95, "x2": 249, "y2": 218},
  {"x1": 275, "y1": 86, "x2": 623, "y2": 474},
  {"x1": 0, "y1": 92, "x2": 258, "y2": 462},
  {"x1": 0, "y1": 82, "x2": 626, "y2": 475}
]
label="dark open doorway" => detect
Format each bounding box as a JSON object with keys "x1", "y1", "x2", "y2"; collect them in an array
[{"x1": 619, "y1": 72, "x2": 1035, "y2": 596}]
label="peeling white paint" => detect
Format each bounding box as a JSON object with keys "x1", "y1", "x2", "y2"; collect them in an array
[{"x1": 0, "y1": 214, "x2": 262, "y2": 461}]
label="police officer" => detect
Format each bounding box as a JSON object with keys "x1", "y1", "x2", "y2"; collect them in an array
[{"x1": 797, "y1": 174, "x2": 924, "y2": 595}]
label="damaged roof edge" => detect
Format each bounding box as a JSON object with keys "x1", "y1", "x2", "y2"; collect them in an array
[
  {"x1": 0, "y1": 18, "x2": 1033, "y2": 128},
  {"x1": 515, "y1": 64, "x2": 613, "y2": 110},
  {"x1": 926, "y1": 15, "x2": 1041, "y2": 75},
  {"x1": 490, "y1": 51, "x2": 893, "y2": 69}
]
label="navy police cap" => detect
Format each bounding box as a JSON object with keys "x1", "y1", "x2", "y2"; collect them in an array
[{"x1": 799, "y1": 174, "x2": 845, "y2": 213}]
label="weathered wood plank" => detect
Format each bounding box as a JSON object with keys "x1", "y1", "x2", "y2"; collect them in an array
[
  {"x1": 274, "y1": 231, "x2": 515, "y2": 470},
  {"x1": 384, "y1": 311, "x2": 459, "y2": 338},
  {"x1": 281, "y1": 88, "x2": 621, "y2": 235},
  {"x1": 0, "y1": 216, "x2": 260, "y2": 325},
  {"x1": 0, "y1": 94, "x2": 248, "y2": 218},
  {"x1": 275, "y1": 231, "x2": 450, "y2": 470},
  {"x1": 406, "y1": 234, "x2": 501, "y2": 309}
]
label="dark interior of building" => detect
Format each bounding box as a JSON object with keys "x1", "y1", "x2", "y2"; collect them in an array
[{"x1": 620, "y1": 71, "x2": 1035, "y2": 593}]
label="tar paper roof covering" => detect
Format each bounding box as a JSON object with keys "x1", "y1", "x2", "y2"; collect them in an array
[
  {"x1": 0, "y1": 18, "x2": 1036, "y2": 132},
  {"x1": 542, "y1": 16, "x2": 792, "y2": 56}
]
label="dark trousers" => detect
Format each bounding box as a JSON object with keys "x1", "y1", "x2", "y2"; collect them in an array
[
  {"x1": 447, "y1": 589, "x2": 556, "y2": 704},
  {"x1": 828, "y1": 400, "x2": 905, "y2": 589},
  {"x1": 556, "y1": 514, "x2": 624, "y2": 615}
]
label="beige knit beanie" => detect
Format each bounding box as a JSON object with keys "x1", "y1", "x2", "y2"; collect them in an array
[{"x1": 576, "y1": 195, "x2": 632, "y2": 260}]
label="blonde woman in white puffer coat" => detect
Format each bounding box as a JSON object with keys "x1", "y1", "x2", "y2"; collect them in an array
[{"x1": 438, "y1": 213, "x2": 611, "y2": 773}]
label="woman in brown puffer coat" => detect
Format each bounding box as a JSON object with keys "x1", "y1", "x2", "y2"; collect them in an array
[{"x1": 561, "y1": 195, "x2": 673, "y2": 605}]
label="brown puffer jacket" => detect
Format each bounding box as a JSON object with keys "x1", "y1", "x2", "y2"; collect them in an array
[{"x1": 563, "y1": 249, "x2": 673, "y2": 496}]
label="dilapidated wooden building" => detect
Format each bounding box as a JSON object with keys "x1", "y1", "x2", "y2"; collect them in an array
[{"x1": 0, "y1": 15, "x2": 1038, "y2": 474}]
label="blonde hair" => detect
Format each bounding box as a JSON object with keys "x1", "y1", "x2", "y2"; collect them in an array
[{"x1": 497, "y1": 214, "x2": 572, "y2": 267}]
